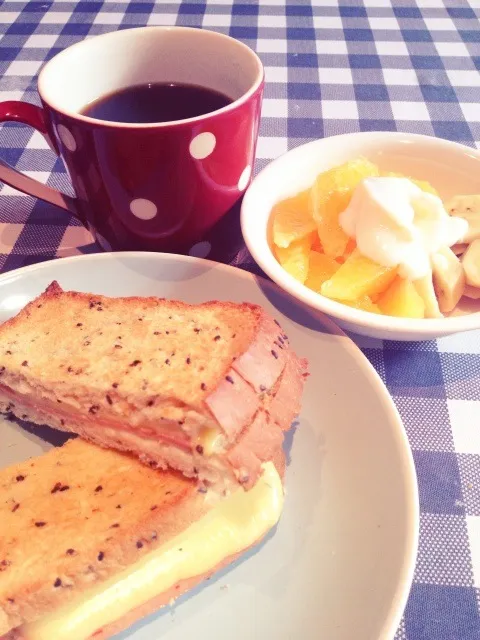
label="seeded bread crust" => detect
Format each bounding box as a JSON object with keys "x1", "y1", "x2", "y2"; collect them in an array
[
  {"x1": 0, "y1": 439, "x2": 285, "y2": 637},
  {"x1": 0, "y1": 281, "x2": 262, "y2": 417}
]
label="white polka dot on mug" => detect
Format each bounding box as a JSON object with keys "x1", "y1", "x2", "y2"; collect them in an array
[
  {"x1": 189, "y1": 132, "x2": 216, "y2": 160},
  {"x1": 57, "y1": 124, "x2": 77, "y2": 152},
  {"x1": 130, "y1": 198, "x2": 158, "y2": 220},
  {"x1": 238, "y1": 165, "x2": 252, "y2": 191},
  {"x1": 188, "y1": 241, "x2": 212, "y2": 259}
]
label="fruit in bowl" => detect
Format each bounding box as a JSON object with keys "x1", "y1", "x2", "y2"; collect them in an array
[
  {"x1": 241, "y1": 132, "x2": 480, "y2": 340},
  {"x1": 270, "y1": 158, "x2": 479, "y2": 320}
]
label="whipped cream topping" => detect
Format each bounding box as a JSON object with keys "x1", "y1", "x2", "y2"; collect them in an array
[{"x1": 339, "y1": 177, "x2": 468, "y2": 280}]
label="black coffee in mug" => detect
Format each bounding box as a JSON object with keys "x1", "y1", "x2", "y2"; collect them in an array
[{"x1": 81, "y1": 82, "x2": 233, "y2": 124}]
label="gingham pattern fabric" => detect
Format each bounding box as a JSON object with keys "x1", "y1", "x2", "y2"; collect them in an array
[{"x1": 1, "y1": 1, "x2": 480, "y2": 639}]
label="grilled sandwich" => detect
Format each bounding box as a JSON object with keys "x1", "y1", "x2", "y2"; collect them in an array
[{"x1": 0, "y1": 282, "x2": 307, "y2": 491}]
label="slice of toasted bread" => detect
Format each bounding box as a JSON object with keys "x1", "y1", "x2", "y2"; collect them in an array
[
  {"x1": 0, "y1": 283, "x2": 307, "y2": 489},
  {"x1": 0, "y1": 438, "x2": 285, "y2": 637}
]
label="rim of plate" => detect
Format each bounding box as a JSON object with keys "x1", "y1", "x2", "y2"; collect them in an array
[
  {"x1": 241, "y1": 131, "x2": 480, "y2": 338},
  {"x1": 0, "y1": 251, "x2": 420, "y2": 638}
]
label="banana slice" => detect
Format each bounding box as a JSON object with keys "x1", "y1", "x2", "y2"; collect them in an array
[
  {"x1": 463, "y1": 284, "x2": 480, "y2": 300},
  {"x1": 431, "y1": 247, "x2": 466, "y2": 314},
  {"x1": 445, "y1": 195, "x2": 480, "y2": 243},
  {"x1": 462, "y1": 239, "x2": 480, "y2": 288},
  {"x1": 446, "y1": 194, "x2": 480, "y2": 213},
  {"x1": 413, "y1": 273, "x2": 443, "y2": 318},
  {"x1": 461, "y1": 216, "x2": 480, "y2": 243}
]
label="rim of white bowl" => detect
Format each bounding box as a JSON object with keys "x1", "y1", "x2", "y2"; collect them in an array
[{"x1": 241, "y1": 131, "x2": 480, "y2": 339}]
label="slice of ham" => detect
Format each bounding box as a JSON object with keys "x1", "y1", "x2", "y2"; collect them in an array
[
  {"x1": 226, "y1": 411, "x2": 284, "y2": 489},
  {"x1": 232, "y1": 316, "x2": 288, "y2": 392},
  {"x1": 268, "y1": 355, "x2": 308, "y2": 430},
  {"x1": 204, "y1": 370, "x2": 260, "y2": 442}
]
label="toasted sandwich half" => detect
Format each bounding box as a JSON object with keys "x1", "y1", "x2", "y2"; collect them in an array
[
  {"x1": 0, "y1": 439, "x2": 285, "y2": 640},
  {"x1": 0, "y1": 282, "x2": 307, "y2": 491}
]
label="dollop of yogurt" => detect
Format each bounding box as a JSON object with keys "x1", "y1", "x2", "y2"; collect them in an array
[{"x1": 339, "y1": 177, "x2": 469, "y2": 280}]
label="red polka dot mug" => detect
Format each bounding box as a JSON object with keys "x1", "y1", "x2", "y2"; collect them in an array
[{"x1": 0, "y1": 27, "x2": 264, "y2": 254}]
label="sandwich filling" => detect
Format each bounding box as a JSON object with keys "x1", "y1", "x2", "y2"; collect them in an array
[{"x1": 18, "y1": 462, "x2": 284, "y2": 640}]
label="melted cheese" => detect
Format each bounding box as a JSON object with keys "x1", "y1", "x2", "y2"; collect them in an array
[
  {"x1": 197, "y1": 426, "x2": 225, "y2": 455},
  {"x1": 22, "y1": 463, "x2": 283, "y2": 640}
]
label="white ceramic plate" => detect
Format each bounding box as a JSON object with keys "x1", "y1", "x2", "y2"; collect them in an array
[{"x1": 0, "y1": 252, "x2": 418, "y2": 640}]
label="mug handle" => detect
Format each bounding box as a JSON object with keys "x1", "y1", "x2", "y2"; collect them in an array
[{"x1": 0, "y1": 101, "x2": 81, "y2": 220}]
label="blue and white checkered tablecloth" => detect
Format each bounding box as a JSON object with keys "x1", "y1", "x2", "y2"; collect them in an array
[{"x1": 0, "y1": 1, "x2": 479, "y2": 639}]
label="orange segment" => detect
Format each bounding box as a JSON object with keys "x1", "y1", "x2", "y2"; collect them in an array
[
  {"x1": 340, "y1": 296, "x2": 381, "y2": 314},
  {"x1": 320, "y1": 249, "x2": 397, "y2": 301},
  {"x1": 304, "y1": 251, "x2": 340, "y2": 293},
  {"x1": 272, "y1": 189, "x2": 316, "y2": 248},
  {"x1": 412, "y1": 179, "x2": 438, "y2": 197},
  {"x1": 311, "y1": 233, "x2": 323, "y2": 252},
  {"x1": 275, "y1": 234, "x2": 312, "y2": 284},
  {"x1": 311, "y1": 158, "x2": 379, "y2": 258},
  {"x1": 377, "y1": 276, "x2": 426, "y2": 318},
  {"x1": 335, "y1": 238, "x2": 357, "y2": 265}
]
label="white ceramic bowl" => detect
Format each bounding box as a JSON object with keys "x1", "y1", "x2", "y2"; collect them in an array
[{"x1": 242, "y1": 132, "x2": 480, "y2": 340}]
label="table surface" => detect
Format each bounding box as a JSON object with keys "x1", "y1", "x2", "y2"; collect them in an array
[{"x1": 0, "y1": 2, "x2": 480, "y2": 639}]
